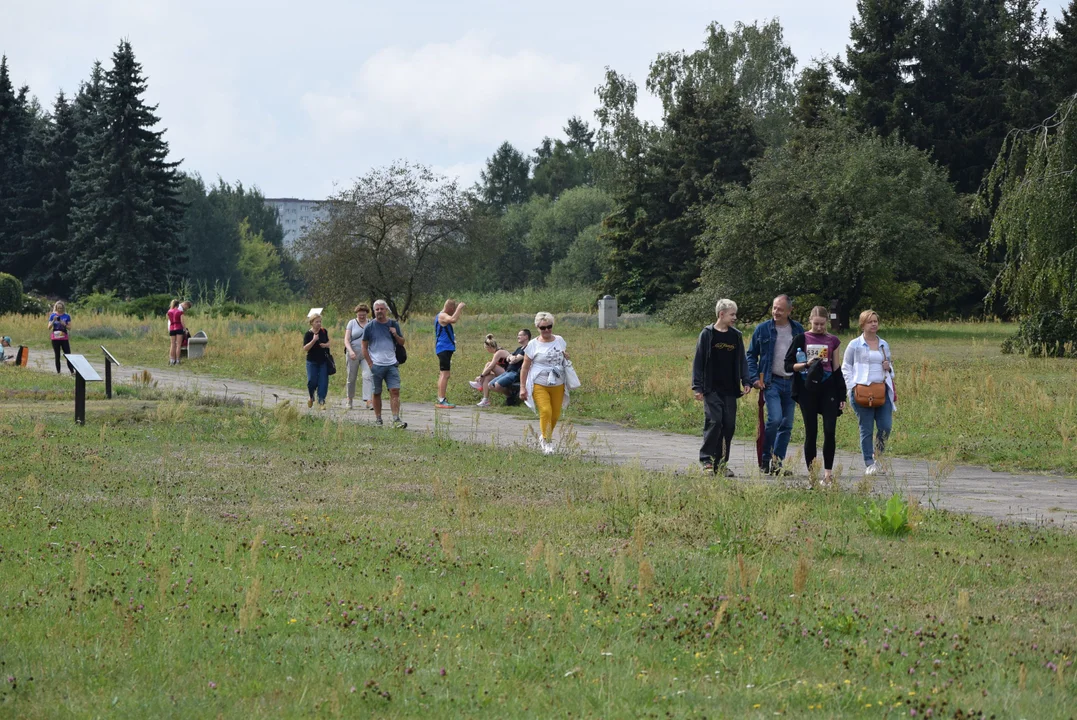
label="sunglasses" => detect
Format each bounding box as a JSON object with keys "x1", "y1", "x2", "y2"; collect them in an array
[{"x1": 537, "y1": 325, "x2": 552, "y2": 331}]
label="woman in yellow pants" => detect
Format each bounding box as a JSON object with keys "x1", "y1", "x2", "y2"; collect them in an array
[{"x1": 519, "y1": 312, "x2": 571, "y2": 455}]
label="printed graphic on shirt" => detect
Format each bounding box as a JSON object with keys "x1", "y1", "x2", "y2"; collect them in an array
[{"x1": 713, "y1": 341, "x2": 737, "y2": 352}]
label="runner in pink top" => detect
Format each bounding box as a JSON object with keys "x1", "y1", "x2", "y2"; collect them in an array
[{"x1": 167, "y1": 300, "x2": 191, "y2": 365}]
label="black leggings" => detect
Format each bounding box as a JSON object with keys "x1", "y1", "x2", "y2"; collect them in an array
[
  {"x1": 801, "y1": 401, "x2": 840, "y2": 471},
  {"x1": 52, "y1": 339, "x2": 71, "y2": 373}
]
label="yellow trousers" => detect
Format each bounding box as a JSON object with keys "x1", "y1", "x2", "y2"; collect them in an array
[{"x1": 532, "y1": 383, "x2": 565, "y2": 441}]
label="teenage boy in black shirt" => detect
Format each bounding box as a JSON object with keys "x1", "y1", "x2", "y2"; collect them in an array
[{"x1": 691, "y1": 298, "x2": 752, "y2": 475}]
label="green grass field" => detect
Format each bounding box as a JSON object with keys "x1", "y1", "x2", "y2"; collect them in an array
[
  {"x1": 4, "y1": 309, "x2": 1076, "y2": 473},
  {"x1": 0, "y1": 368, "x2": 1075, "y2": 717}
]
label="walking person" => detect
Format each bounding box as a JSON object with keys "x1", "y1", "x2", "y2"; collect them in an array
[
  {"x1": 785, "y1": 306, "x2": 847, "y2": 486},
  {"x1": 470, "y1": 334, "x2": 511, "y2": 407},
  {"x1": 692, "y1": 299, "x2": 752, "y2": 476},
  {"x1": 746, "y1": 294, "x2": 804, "y2": 474},
  {"x1": 519, "y1": 313, "x2": 571, "y2": 455},
  {"x1": 166, "y1": 300, "x2": 191, "y2": 366},
  {"x1": 484, "y1": 329, "x2": 531, "y2": 406},
  {"x1": 47, "y1": 301, "x2": 73, "y2": 374},
  {"x1": 362, "y1": 299, "x2": 407, "y2": 428},
  {"x1": 302, "y1": 313, "x2": 331, "y2": 409},
  {"x1": 841, "y1": 309, "x2": 896, "y2": 476},
  {"x1": 344, "y1": 303, "x2": 373, "y2": 410},
  {"x1": 434, "y1": 298, "x2": 465, "y2": 408}
]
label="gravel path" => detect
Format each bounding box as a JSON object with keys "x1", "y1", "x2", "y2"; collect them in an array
[{"x1": 22, "y1": 349, "x2": 1077, "y2": 527}]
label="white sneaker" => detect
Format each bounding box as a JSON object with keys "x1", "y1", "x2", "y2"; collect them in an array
[
  {"x1": 542, "y1": 440, "x2": 556, "y2": 455},
  {"x1": 469, "y1": 380, "x2": 481, "y2": 390},
  {"x1": 476, "y1": 398, "x2": 490, "y2": 407},
  {"x1": 865, "y1": 463, "x2": 879, "y2": 476}
]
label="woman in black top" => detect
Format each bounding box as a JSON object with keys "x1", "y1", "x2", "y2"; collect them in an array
[{"x1": 303, "y1": 314, "x2": 331, "y2": 408}]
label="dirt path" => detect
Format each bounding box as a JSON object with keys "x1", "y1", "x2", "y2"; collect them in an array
[{"x1": 21, "y1": 349, "x2": 1077, "y2": 527}]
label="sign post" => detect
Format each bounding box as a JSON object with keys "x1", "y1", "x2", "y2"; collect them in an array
[
  {"x1": 100, "y1": 346, "x2": 121, "y2": 399},
  {"x1": 64, "y1": 354, "x2": 102, "y2": 425}
]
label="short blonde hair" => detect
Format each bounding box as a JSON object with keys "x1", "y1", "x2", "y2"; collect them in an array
[
  {"x1": 534, "y1": 311, "x2": 555, "y2": 328},
  {"x1": 715, "y1": 299, "x2": 737, "y2": 317},
  {"x1": 53, "y1": 301, "x2": 66, "y2": 312},
  {"x1": 309, "y1": 313, "x2": 322, "y2": 325},
  {"x1": 858, "y1": 309, "x2": 880, "y2": 331}
]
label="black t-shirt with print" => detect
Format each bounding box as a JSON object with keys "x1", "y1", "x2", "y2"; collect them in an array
[
  {"x1": 304, "y1": 329, "x2": 330, "y2": 364},
  {"x1": 707, "y1": 328, "x2": 741, "y2": 395}
]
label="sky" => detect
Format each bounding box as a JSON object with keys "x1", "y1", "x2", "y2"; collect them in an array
[{"x1": 1, "y1": 0, "x2": 1068, "y2": 199}]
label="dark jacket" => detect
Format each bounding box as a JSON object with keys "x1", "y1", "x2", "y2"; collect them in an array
[
  {"x1": 692, "y1": 324, "x2": 750, "y2": 395},
  {"x1": 746, "y1": 318, "x2": 805, "y2": 386},
  {"x1": 784, "y1": 333, "x2": 847, "y2": 412}
]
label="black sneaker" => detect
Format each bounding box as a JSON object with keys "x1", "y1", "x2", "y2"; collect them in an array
[
  {"x1": 720, "y1": 465, "x2": 735, "y2": 478},
  {"x1": 374, "y1": 417, "x2": 384, "y2": 427},
  {"x1": 392, "y1": 419, "x2": 408, "y2": 429}
]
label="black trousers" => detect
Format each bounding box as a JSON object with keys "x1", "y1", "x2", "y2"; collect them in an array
[
  {"x1": 700, "y1": 392, "x2": 738, "y2": 464},
  {"x1": 52, "y1": 339, "x2": 71, "y2": 373},
  {"x1": 799, "y1": 396, "x2": 840, "y2": 471}
]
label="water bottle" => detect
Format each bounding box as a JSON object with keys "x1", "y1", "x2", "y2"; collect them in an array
[{"x1": 796, "y1": 347, "x2": 807, "y2": 378}]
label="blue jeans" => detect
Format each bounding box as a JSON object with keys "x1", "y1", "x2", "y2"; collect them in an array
[
  {"x1": 851, "y1": 396, "x2": 893, "y2": 466},
  {"x1": 306, "y1": 360, "x2": 329, "y2": 403},
  {"x1": 763, "y1": 376, "x2": 795, "y2": 466}
]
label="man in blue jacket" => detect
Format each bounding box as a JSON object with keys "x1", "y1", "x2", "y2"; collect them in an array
[{"x1": 746, "y1": 295, "x2": 804, "y2": 474}]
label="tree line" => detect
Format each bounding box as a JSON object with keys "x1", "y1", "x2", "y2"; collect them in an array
[{"x1": 0, "y1": 41, "x2": 296, "y2": 304}]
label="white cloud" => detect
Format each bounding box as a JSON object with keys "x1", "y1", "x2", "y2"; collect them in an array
[{"x1": 302, "y1": 32, "x2": 595, "y2": 147}]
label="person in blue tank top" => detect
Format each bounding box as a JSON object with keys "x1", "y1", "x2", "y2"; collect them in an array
[{"x1": 434, "y1": 298, "x2": 466, "y2": 408}]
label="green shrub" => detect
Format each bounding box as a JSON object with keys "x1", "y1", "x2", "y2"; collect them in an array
[
  {"x1": 21, "y1": 292, "x2": 51, "y2": 315},
  {"x1": 199, "y1": 302, "x2": 252, "y2": 318},
  {"x1": 124, "y1": 294, "x2": 175, "y2": 318},
  {"x1": 657, "y1": 289, "x2": 720, "y2": 329},
  {"x1": 859, "y1": 493, "x2": 911, "y2": 536},
  {"x1": 1001, "y1": 311, "x2": 1077, "y2": 357},
  {"x1": 0, "y1": 273, "x2": 23, "y2": 315},
  {"x1": 77, "y1": 291, "x2": 125, "y2": 315}
]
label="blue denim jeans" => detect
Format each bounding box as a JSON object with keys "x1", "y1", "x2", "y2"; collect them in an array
[
  {"x1": 851, "y1": 396, "x2": 893, "y2": 466},
  {"x1": 306, "y1": 360, "x2": 329, "y2": 403},
  {"x1": 763, "y1": 376, "x2": 795, "y2": 466}
]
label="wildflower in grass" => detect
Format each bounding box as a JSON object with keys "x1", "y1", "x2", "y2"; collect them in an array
[{"x1": 208, "y1": 681, "x2": 217, "y2": 689}]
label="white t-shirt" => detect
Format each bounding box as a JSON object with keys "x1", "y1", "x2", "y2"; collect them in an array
[
  {"x1": 345, "y1": 318, "x2": 368, "y2": 354},
  {"x1": 772, "y1": 323, "x2": 793, "y2": 378},
  {"x1": 525, "y1": 336, "x2": 567, "y2": 387},
  {"x1": 866, "y1": 349, "x2": 886, "y2": 383}
]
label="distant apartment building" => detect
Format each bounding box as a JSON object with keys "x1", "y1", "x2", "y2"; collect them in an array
[{"x1": 263, "y1": 198, "x2": 328, "y2": 251}]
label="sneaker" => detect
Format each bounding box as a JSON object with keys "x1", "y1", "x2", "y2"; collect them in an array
[
  {"x1": 392, "y1": 419, "x2": 408, "y2": 429},
  {"x1": 701, "y1": 462, "x2": 715, "y2": 475},
  {"x1": 435, "y1": 399, "x2": 455, "y2": 409},
  {"x1": 374, "y1": 417, "x2": 384, "y2": 427},
  {"x1": 759, "y1": 462, "x2": 772, "y2": 475},
  {"x1": 865, "y1": 463, "x2": 879, "y2": 476},
  {"x1": 347, "y1": 398, "x2": 353, "y2": 410},
  {"x1": 307, "y1": 398, "x2": 314, "y2": 408},
  {"x1": 469, "y1": 380, "x2": 482, "y2": 390},
  {"x1": 722, "y1": 466, "x2": 735, "y2": 478},
  {"x1": 541, "y1": 439, "x2": 555, "y2": 455},
  {"x1": 365, "y1": 402, "x2": 374, "y2": 410},
  {"x1": 476, "y1": 398, "x2": 490, "y2": 407},
  {"x1": 819, "y1": 474, "x2": 834, "y2": 488},
  {"x1": 318, "y1": 401, "x2": 326, "y2": 410}
]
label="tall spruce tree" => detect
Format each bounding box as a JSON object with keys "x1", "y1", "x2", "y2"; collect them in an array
[
  {"x1": 838, "y1": 0, "x2": 923, "y2": 138},
  {"x1": 477, "y1": 141, "x2": 531, "y2": 211},
  {"x1": 0, "y1": 56, "x2": 33, "y2": 277},
  {"x1": 69, "y1": 42, "x2": 184, "y2": 297},
  {"x1": 20, "y1": 92, "x2": 79, "y2": 295},
  {"x1": 1044, "y1": 0, "x2": 1077, "y2": 102}
]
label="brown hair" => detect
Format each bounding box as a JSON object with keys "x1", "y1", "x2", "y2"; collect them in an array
[
  {"x1": 443, "y1": 298, "x2": 457, "y2": 315},
  {"x1": 810, "y1": 306, "x2": 828, "y2": 320},
  {"x1": 354, "y1": 303, "x2": 370, "y2": 314},
  {"x1": 858, "y1": 309, "x2": 880, "y2": 331},
  {"x1": 484, "y1": 334, "x2": 499, "y2": 350}
]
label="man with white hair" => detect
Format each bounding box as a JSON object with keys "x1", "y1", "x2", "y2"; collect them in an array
[
  {"x1": 691, "y1": 298, "x2": 752, "y2": 476},
  {"x1": 361, "y1": 300, "x2": 408, "y2": 429}
]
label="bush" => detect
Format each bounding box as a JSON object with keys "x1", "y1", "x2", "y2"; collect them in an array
[
  {"x1": 77, "y1": 291, "x2": 125, "y2": 315},
  {"x1": 124, "y1": 294, "x2": 175, "y2": 319},
  {"x1": 199, "y1": 302, "x2": 252, "y2": 318},
  {"x1": 1001, "y1": 311, "x2": 1077, "y2": 357},
  {"x1": 21, "y1": 292, "x2": 51, "y2": 315},
  {"x1": 658, "y1": 289, "x2": 721, "y2": 329},
  {"x1": 0, "y1": 273, "x2": 23, "y2": 315}
]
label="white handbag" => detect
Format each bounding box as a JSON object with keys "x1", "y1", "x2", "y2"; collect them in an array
[{"x1": 564, "y1": 360, "x2": 581, "y2": 390}]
